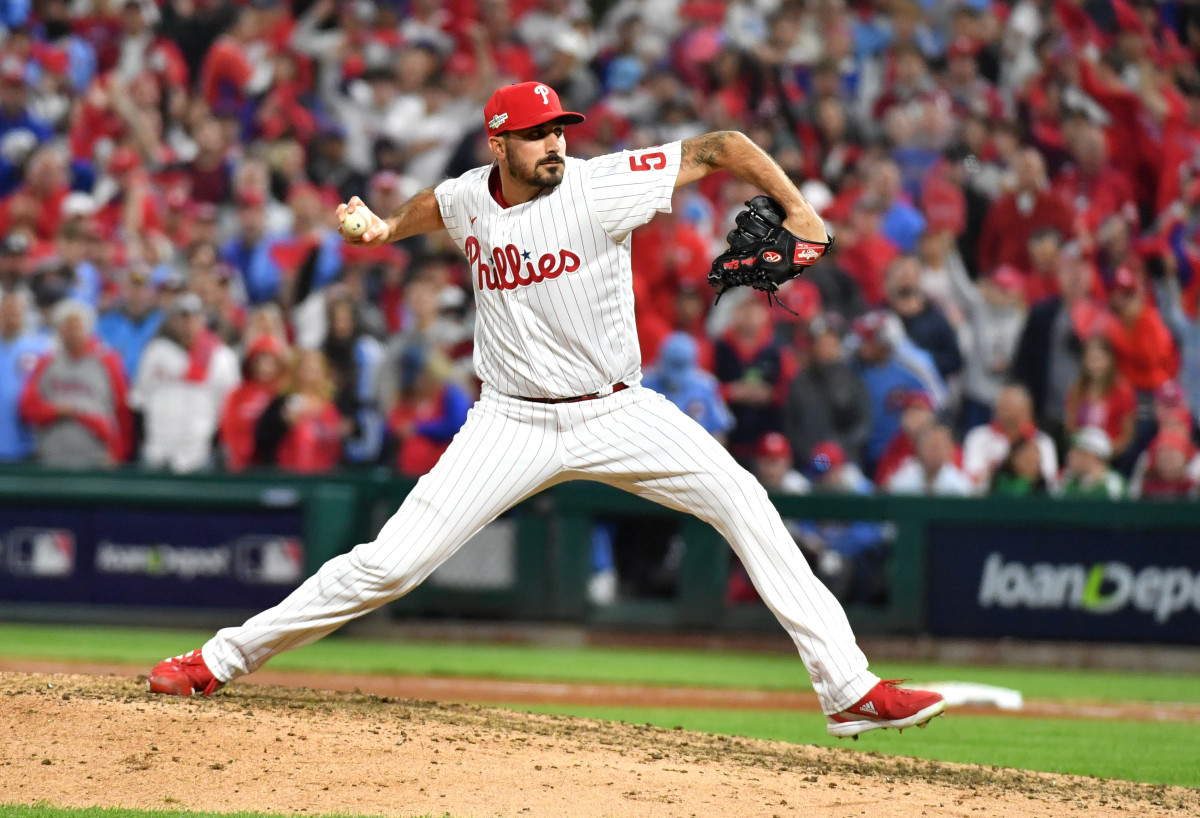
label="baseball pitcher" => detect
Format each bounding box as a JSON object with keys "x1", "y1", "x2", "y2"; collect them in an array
[{"x1": 149, "y1": 82, "x2": 946, "y2": 738}]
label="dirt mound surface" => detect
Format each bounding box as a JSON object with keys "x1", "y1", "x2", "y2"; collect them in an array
[{"x1": 2, "y1": 673, "x2": 1194, "y2": 818}]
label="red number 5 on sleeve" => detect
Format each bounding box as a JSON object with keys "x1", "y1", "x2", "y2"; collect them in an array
[{"x1": 628, "y1": 151, "x2": 667, "y2": 171}]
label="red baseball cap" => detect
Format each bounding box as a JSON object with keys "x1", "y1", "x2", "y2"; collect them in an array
[
  {"x1": 810, "y1": 441, "x2": 847, "y2": 474},
  {"x1": 1155, "y1": 379, "x2": 1186, "y2": 408},
  {"x1": 756, "y1": 432, "x2": 792, "y2": 460},
  {"x1": 1111, "y1": 265, "x2": 1140, "y2": 294},
  {"x1": 903, "y1": 390, "x2": 934, "y2": 411},
  {"x1": 946, "y1": 37, "x2": 981, "y2": 60},
  {"x1": 237, "y1": 188, "x2": 267, "y2": 208},
  {"x1": 484, "y1": 82, "x2": 584, "y2": 136},
  {"x1": 990, "y1": 264, "x2": 1025, "y2": 294},
  {"x1": 851, "y1": 310, "x2": 890, "y2": 343},
  {"x1": 108, "y1": 146, "x2": 141, "y2": 175}
]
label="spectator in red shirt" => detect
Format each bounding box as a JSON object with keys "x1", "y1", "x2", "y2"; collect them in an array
[
  {"x1": 200, "y1": 5, "x2": 262, "y2": 109},
  {"x1": 386, "y1": 345, "x2": 472, "y2": 478},
  {"x1": 941, "y1": 37, "x2": 1005, "y2": 121},
  {"x1": 873, "y1": 43, "x2": 940, "y2": 124},
  {"x1": 631, "y1": 207, "x2": 711, "y2": 324},
  {"x1": 1133, "y1": 430, "x2": 1198, "y2": 499},
  {"x1": 1023, "y1": 227, "x2": 1064, "y2": 305},
  {"x1": 873, "y1": 390, "x2": 935, "y2": 487},
  {"x1": 835, "y1": 197, "x2": 900, "y2": 308},
  {"x1": 254, "y1": 349, "x2": 345, "y2": 474},
  {"x1": 1064, "y1": 336, "x2": 1137, "y2": 460},
  {"x1": 186, "y1": 117, "x2": 233, "y2": 204},
  {"x1": 797, "y1": 96, "x2": 861, "y2": 191},
  {"x1": 113, "y1": 0, "x2": 189, "y2": 88},
  {"x1": 91, "y1": 146, "x2": 165, "y2": 241},
  {"x1": 1053, "y1": 123, "x2": 1137, "y2": 234},
  {"x1": 1105, "y1": 265, "x2": 1179, "y2": 393},
  {"x1": 978, "y1": 148, "x2": 1073, "y2": 274},
  {"x1": 0, "y1": 145, "x2": 70, "y2": 241},
  {"x1": 219, "y1": 333, "x2": 288, "y2": 471}
]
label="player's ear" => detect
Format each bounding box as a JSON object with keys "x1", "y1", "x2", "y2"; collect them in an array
[{"x1": 488, "y1": 135, "x2": 506, "y2": 162}]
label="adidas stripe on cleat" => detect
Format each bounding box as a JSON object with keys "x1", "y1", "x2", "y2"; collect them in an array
[{"x1": 827, "y1": 679, "x2": 946, "y2": 738}]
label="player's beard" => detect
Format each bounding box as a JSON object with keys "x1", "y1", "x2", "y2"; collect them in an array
[{"x1": 511, "y1": 152, "x2": 565, "y2": 190}]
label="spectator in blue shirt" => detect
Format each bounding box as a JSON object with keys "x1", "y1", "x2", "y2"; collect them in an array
[
  {"x1": 851, "y1": 310, "x2": 927, "y2": 472},
  {"x1": 0, "y1": 289, "x2": 52, "y2": 461},
  {"x1": 643, "y1": 332, "x2": 734, "y2": 443},
  {"x1": 221, "y1": 190, "x2": 283, "y2": 305},
  {"x1": 96, "y1": 266, "x2": 163, "y2": 381},
  {"x1": 0, "y1": 59, "x2": 54, "y2": 146},
  {"x1": 870, "y1": 159, "x2": 927, "y2": 253}
]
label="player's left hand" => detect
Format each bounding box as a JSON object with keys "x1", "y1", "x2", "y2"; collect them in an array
[{"x1": 336, "y1": 196, "x2": 392, "y2": 247}]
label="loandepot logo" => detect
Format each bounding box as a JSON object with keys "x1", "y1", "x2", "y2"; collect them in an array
[
  {"x1": 95, "y1": 536, "x2": 304, "y2": 584},
  {"x1": 96, "y1": 541, "x2": 232, "y2": 581},
  {"x1": 978, "y1": 552, "x2": 1200, "y2": 624}
]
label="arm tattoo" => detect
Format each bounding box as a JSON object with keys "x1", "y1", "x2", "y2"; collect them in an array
[
  {"x1": 389, "y1": 185, "x2": 437, "y2": 221},
  {"x1": 681, "y1": 131, "x2": 733, "y2": 169}
]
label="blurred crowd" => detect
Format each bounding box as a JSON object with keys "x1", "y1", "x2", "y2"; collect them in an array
[{"x1": 0, "y1": 0, "x2": 1199, "y2": 507}]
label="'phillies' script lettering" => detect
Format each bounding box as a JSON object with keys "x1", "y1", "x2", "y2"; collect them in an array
[{"x1": 465, "y1": 238, "x2": 581, "y2": 291}]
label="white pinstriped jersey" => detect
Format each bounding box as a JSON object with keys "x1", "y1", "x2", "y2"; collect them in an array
[{"x1": 434, "y1": 141, "x2": 683, "y2": 399}]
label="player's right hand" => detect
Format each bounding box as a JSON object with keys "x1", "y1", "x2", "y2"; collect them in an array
[{"x1": 336, "y1": 196, "x2": 392, "y2": 247}]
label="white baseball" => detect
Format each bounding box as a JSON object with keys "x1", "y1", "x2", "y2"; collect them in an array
[{"x1": 341, "y1": 209, "x2": 370, "y2": 238}]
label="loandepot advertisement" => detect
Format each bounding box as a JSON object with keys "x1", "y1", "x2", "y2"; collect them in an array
[
  {"x1": 0, "y1": 506, "x2": 305, "y2": 610},
  {"x1": 927, "y1": 524, "x2": 1200, "y2": 645}
]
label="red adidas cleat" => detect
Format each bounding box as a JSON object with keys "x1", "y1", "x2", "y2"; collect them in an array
[
  {"x1": 147, "y1": 648, "x2": 223, "y2": 696},
  {"x1": 827, "y1": 679, "x2": 946, "y2": 738}
]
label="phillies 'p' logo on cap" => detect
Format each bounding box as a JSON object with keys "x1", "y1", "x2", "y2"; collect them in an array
[{"x1": 484, "y1": 82, "x2": 586, "y2": 135}]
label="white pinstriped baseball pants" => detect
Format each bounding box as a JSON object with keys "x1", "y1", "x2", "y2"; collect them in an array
[{"x1": 203, "y1": 385, "x2": 879, "y2": 714}]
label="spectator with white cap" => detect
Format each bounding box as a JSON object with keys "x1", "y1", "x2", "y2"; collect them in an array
[
  {"x1": 0, "y1": 233, "x2": 31, "y2": 295},
  {"x1": 0, "y1": 128, "x2": 38, "y2": 197},
  {"x1": 131, "y1": 292, "x2": 240, "y2": 473},
  {"x1": 1056, "y1": 426, "x2": 1125, "y2": 499}
]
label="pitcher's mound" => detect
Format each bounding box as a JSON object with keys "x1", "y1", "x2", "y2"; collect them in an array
[{"x1": 0, "y1": 673, "x2": 1192, "y2": 818}]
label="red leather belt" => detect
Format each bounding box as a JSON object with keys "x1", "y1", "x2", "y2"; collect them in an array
[{"x1": 517, "y1": 382, "x2": 629, "y2": 404}]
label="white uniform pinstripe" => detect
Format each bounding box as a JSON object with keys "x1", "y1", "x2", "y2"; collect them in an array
[{"x1": 202, "y1": 143, "x2": 879, "y2": 715}]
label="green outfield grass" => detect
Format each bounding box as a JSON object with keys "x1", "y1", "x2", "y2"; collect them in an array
[
  {"x1": 0, "y1": 809, "x2": 449, "y2": 818},
  {"x1": 514, "y1": 704, "x2": 1200, "y2": 788},
  {"x1": 1, "y1": 623, "x2": 1198, "y2": 704}
]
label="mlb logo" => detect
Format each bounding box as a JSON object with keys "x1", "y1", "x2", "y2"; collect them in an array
[
  {"x1": 235, "y1": 536, "x2": 305, "y2": 584},
  {"x1": 6, "y1": 529, "x2": 76, "y2": 578}
]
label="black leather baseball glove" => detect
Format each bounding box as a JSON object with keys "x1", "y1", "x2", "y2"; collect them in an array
[{"x1": 708, "y1": 195, "x2": 834, "y2": 310}]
